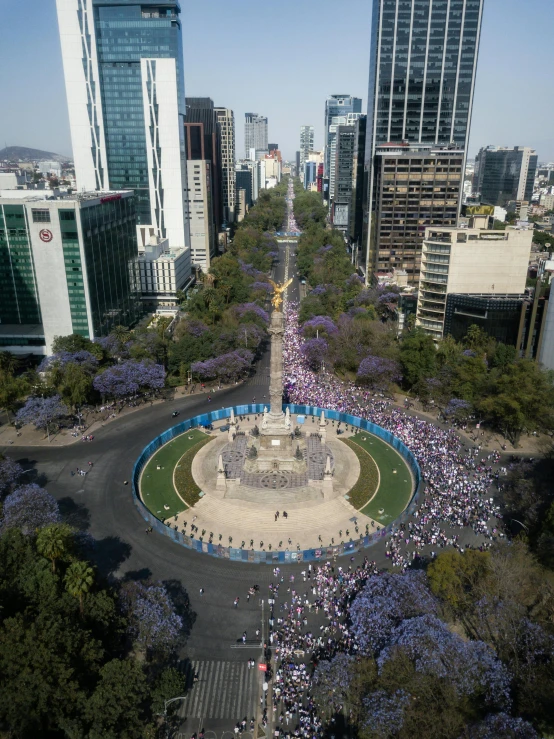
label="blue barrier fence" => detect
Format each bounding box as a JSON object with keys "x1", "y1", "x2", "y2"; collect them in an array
[{"x1": 132, "y1": 405, "x2": 422, "y2": 564}]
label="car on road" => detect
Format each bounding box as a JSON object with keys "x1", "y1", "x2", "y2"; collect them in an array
[
  {"x1": 172, "y1": 411, "x2": 180, "y2": 417},
  {"x1": 219, "y1": 424, "x2": 230, "y2": 432}
]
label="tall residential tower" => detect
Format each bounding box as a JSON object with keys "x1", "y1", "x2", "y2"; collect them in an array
[
  {"x1": 215, "y1": 108, "x2": 236, "y2": 224},
  {"x1": 299, "y1": 126, "x2": 315, "y2": 170},
  {"x1": 55, "y1": 0, "x2": 190, "y2": 253},
  {"x1": 323, "y1": 95, "x2": 362, "y2": 184}
]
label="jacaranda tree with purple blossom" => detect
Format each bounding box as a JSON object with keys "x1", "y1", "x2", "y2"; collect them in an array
[
  {"x1": 300, "y1": 337, "x2": 328, "y2": 371},
  {"x1": 312, "y1": 653, "x2": 355, "y2": 715},
  {"x1": 1, "y1": 483, "x2": 60, "y2": 535},
  {"x1": 233, "y1": 302, "x2": 269, "y2": 325},
  {"x1": 191, "y1": 349, "x2": 254, "y2": 382},
  {"x1": 0, "y1": 455, "x2": 23, "y2": 499},
  {"x1": 463, "y1": 713, "x2": 539, "y2": 739},
  {"x1": 302, "y1": 315, "x2": 338, "y2": 338},
  {"x1": 357, "y1": 355, "x2": 402, "y2": 390},
  {"x1": 350, "y1": 571, "x2": 438, "y2": 656},
  {"x1": 16, "y1": 395, "x2": 68, "y2": 432},
  {"x1": 120, "y1": 580, "x2": 183, "y2": 656},
  {"x1": 93, "y1": 359, "x2": 165, "y2": 399}
]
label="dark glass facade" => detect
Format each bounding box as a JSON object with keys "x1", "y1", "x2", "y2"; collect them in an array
[
  {"x1": 59, "y1": 209, "x2": 90, "y2": 337},
  {"x1": 92, "y1": 0, "x2": 185, "y2": 225},
  {"x1": 366, "y1": 0, "x2": 483, "y2": 157},
  {"x1": 349, "y1": 116, "x2": 367, "y2": 247},
  {"x1": 79, "y1": 195, "x2": 143, "y2": 335},
  {"x1": 236, "y1": 169, "x2": 253, "y2": 208},
  {"x1": 0, "y1": 204, "x2": 41, "y2": 325},
  {"x1": 185, "y1": 97, "x2": 222, "y2": 230},
  {"x1": 445, "y1": 293, "x2": 546, "y2": 358},
  {"x1": 474, "y1": 147, "x2": 538, "y2": 207}
]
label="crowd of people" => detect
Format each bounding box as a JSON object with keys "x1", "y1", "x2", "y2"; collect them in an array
[
  {"x1": 237, "y1": 301, "x2": 508, "y2": 735},
  {"x1": 258, "y1": 558, "x2": 380, "y2": 736},
  {"x1": 282, "y1": 302, "x2": 504, "y2": 571}
]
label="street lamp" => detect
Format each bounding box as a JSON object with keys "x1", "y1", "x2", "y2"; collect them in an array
[{"x1": 161, "y1": 696, "x2": 187, "y2": 738}]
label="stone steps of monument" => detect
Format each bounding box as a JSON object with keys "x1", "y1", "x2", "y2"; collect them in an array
[{"x1": 224, "y1": 484, "x2": 323, "y2": 505}]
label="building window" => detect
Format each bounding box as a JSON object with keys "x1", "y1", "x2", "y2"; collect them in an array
[{"x1": 32, "y1": 209, "x2": 51, "y2": 223}]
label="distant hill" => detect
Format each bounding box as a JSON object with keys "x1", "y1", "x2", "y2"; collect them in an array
[{"x1": 0, "y1": 146, "x2": 72, "y2": 163}]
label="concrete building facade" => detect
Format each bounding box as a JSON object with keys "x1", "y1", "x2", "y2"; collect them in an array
[
  {"x1": 369, "y1": 144, "x2": 464, "y2": 282},
  {"x1": 137, "y1": 235, "x2": 190, "y2": 305},
  {"x1": 416, "y1": 225, "x2": 533, "y2": 339}
]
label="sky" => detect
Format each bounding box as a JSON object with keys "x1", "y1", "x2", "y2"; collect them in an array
[{"x1": 0, "y1": 0, "x2": 552, "y2": 163}]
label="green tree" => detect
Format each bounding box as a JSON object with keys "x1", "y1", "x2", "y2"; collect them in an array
[
  {"x1": 399, "y1": 328, "x2": 437, "y2": 389},
  {"x1": 427, "y1": 549, "x2": 490, "y2": 612},
  {"x1": 58, "y1": 362, "x2": 94, "y2": 410},
  {"x1": 52, "y1": 333, "x2": 94, "y2": 354},
  {"x1": 0, "y1": 350, "x2": 18, "y2": 375},
  {"x1": 149, "y1": 666, "x2": 186, "y2": 716},
  {"x1": 111, "y1": 325, "x2": 132, "y2": 345},
  {"x1": 0, "y1": 372, "x2": 27, "y2": 423},
  {"x1": 65, "y1": 560, "x2": 95, "y2": 616},
  {"x1": 36, "y1": 522, "x2": 73, "y2": 572},
  {"x1": 85, "y1": 659, "x2": 149, "y2": 739}
]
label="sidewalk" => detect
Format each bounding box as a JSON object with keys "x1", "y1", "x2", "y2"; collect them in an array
[
  {"x1": 392, "y1": 392, "x2": 549, "y2": 456},
  {"x1": 0, "y1": 380, "x2": 241, "y2": 448}
]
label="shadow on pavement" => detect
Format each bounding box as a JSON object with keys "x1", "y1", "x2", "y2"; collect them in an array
[
  {"x1": 58, "y1": 496, "x2": 91, "y2": 530},
  {"x1": 91, "y1": 535, "x2": 132, "y2": 579},
  {"x1": 122, "y1": 567, "x2": 153, "y2": 582},
  {"x1": 163, "y1": 578, "x2": 197, "y2": 640}
]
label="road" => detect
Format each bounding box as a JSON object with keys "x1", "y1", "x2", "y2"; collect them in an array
[{"x1": 1, "y1": 241, "x2": 315, "y2": 737}]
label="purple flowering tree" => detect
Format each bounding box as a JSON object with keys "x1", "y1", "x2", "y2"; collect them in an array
[
  {"x1": 302, "y1": 315, "x2": 338, "y2": 338},
  {"x1": 234, "y1": 303, "x2": 269, "y2": 324},
  {"x1": 39, "y1": 350, "x2": 99, "y2": 375},
  {"x1": 350, "y1": 571, "x2": 438, "y2": 655},
  {"x1": 357, "y1": 355, "x2": 402, "y2": 390},
  {"x1": 93, "y1": 360, "x2": 165, "y2": 399},
  {"x1": 463, "y1": 713, "x2": 539, "y2": 739},
  {"x1": 377, "y1": 615, "x2": 511, "y2": 707},
  {"x1": 185, "y1": 319, "x2": 210, "y2": 337},
  {"x1": 312, "y1": 654, "x2": 355, "y2": 714},
  {"x1": 191, "y1": 349, "x2": 254, "y2": 382},
  {"x1": 362, "y1": 689, "x2": 410, "y2": 736},
  {"x1": 120, "y1": 581, "x2": 183, "y2": 655},
  {"x1": 251, "y1": 281, "x2": 273, "y2": 294},
  {"x1": 16, "y1": 395, "x2": 68, "y2": 433},
  {"x1": 444, "y1": 398, "x2": 472, "y2": 421},
  {"x1": 1, "y1": 483, "x2": 60, "y2": 535},
  {"x1": 300, "y1": 338, "x2": 328, "y2": 370},
  {"x1": 0, "y1": 456, "x2": 23, "y2": 498}
]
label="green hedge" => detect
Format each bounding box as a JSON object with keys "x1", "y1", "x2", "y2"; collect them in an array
[
  {"x1": 342, "y1": 438, "x2": 380, "y2": 509},
  {"x1": 174, "y1": 437, "x2": 213, "y2": 506}
]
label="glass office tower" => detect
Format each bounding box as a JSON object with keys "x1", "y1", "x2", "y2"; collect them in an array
[
  {"x1": 324, "y1": 95, "x2": 362, "y2": 180},
  {"x1": 366, "y1": 0, "x2": 484, "y2": 156},
  {"x1": 56, "y1": 0, "x2": 190, "y2": 254},
  {"x1": 363, "y1": 0, "x2": 484, "y2": 282}
]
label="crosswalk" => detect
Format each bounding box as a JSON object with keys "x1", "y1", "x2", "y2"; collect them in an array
[
  {"x1": 244, "y1": 373, "x2": 270, "y2": 387},
  {"x1": 178, "y1": 661, "x2": 257, "y2": 720}
]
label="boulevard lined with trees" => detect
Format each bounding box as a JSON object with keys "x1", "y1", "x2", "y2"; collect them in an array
[{"x1": 292, "y1": 185, "x2": 554, "y2": 444}]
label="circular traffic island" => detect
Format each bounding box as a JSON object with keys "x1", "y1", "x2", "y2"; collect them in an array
[{"x1": 135, "y1": 405, "x2": 420, "y2": 562}]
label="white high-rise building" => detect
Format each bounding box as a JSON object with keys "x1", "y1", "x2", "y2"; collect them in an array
[
  {"x1": 215, "y1": 107, "x2": 236, "y2": 223},
  {"x1": 55, "y1": 0, "x2": 190, "y2": 261},
  {"x1": 244, "y1": 113, "x2": 268, "y2": 158},
  {"x1": 299, "y1": 126, "x2": 315, "y2": 168}
]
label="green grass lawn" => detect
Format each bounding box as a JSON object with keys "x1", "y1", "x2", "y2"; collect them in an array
[
  {"x1": 140, "y1": 428, "x2": 208, "y2": 519},
  {"x1": 347, "y1": 432, "x2": 413, "y2": 524}
]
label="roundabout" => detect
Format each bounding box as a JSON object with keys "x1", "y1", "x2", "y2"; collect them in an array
[{"x1": 134, "y1": 403, "x2": 420, "y2": 561}]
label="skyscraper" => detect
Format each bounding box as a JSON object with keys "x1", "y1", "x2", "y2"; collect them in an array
[
  {"x1": 215, "y1": 108, "x2": 236, "y2": 224},
  {"x1": 474, "y1": 146, "x2": 538, "y2": 207},
  {"x1": 363, "y1": 0, "x2": 484, "y2": 282},
  {"x1": 55, "y1": 0, "x2": 190, "y2": 253},
  {"x1": 185, "y1": 98, "x2": 222, "y2": 229},
  {"x1": 300, "y1": 126, "x2": 315, "y2": 168},
  {"x1": 324, "y1": 96, "x2": 362, "y2": 182},
  {"x1": 244, "y1": 113, "x2": 268, "y2": 157}
]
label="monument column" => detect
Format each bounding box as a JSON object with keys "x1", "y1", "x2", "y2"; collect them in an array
[{"x1": 268, "y1": 309, "x2": 286, "y2": 423}]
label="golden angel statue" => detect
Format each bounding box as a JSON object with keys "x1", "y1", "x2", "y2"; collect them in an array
[{"x1": 268, "y1": 278, "x2": 293, "y2": 312}]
